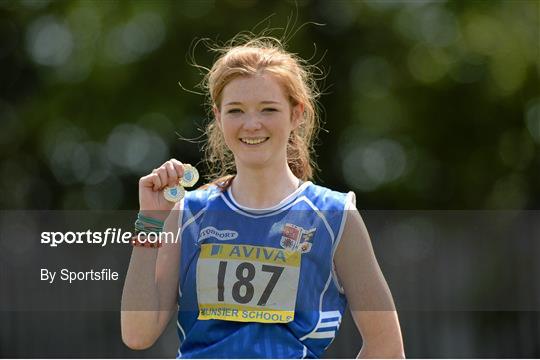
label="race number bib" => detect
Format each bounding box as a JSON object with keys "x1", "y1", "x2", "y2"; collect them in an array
[{"x1": 196, "y1": 243, "x2": 301, "y2": 323}]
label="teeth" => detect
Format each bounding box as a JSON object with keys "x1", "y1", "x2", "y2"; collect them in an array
[{"x1": 241, "y1": 137, "x2": 268, "y2": 145}]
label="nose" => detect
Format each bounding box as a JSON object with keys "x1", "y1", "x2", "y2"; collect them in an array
[{"x1": 242, "y1": 114, "x2": 262, "y2": 131}]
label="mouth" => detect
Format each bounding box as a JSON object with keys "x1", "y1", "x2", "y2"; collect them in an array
[{"x1": 239, "y1": 137, "x2": 270, "y2": 145}]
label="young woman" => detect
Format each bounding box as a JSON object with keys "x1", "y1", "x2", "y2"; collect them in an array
[{"x1": 121, "y1": 36, "x2": 404, "y2": 359}]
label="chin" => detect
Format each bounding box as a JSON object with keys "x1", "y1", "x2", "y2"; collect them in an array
[{"x1": 235, "y1": 155, "x2": 273, "y2": 169}]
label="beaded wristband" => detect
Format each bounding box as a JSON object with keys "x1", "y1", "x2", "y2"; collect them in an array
[{"x1": 131, "y1": 233, "x2": 162, "y2": 248}]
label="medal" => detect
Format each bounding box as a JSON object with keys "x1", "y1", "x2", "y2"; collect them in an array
[
  {"x1": 162, "y1": 164, "x2": 199, "y2": 202},
  {"x1": 179, "y1": 164, "x2": 199, "y2": 187},
  {"x1": 163, "y1": 184, "x2": 185, "y2": 202}
]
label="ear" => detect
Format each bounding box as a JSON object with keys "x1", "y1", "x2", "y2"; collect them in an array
[
  {"x1": 291, "y1": 103, "x2": 304, "y2": 130},
  {"x1": 213, "y1": 105, "x2": 221, "y2": 129}
]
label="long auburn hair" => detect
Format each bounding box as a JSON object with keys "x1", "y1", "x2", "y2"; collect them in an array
[{"x1": 197, "y1": 35, "x2": 322, "y2": 191}]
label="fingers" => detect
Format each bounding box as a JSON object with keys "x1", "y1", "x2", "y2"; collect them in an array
[
  {"x1": 141, "y1": 159, "x2": 185, "y2": 192},
  {"x1": 153, "y1": 167, "x2": 168, "y2": 190},
  {"x1": 165, "y1": 162, "x2": 177, "y2": 187},
  {"x1": 171, "y1": 159, "x2": 185, "y2": 179},
  {"x1": 139, "y1": 173, "x2": 162, "y2": 192}
]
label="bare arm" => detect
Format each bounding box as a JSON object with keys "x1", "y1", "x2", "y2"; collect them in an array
[
  {"x1": 121, "y1": 159, "x2": 186, "y2": 350},
  {"x1": 334, "y1": 196, "x2": 405, "y2": 358}
]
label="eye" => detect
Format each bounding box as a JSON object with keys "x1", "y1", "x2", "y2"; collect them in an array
[
  {"x1": 262, "y1": 108, "x2": 278, "y2": 112},
  {"x1": 227, "y1": 108, "x2": 243, "y2": 114}
]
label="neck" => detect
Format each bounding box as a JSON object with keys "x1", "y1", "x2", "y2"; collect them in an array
[{"x1": 230, "y1": 162, "x2": 301, "y2": 209}]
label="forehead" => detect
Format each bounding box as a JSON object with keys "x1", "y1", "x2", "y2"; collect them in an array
[{"x1": 221, "y1": 73, "x2": 288, "y2": 104}]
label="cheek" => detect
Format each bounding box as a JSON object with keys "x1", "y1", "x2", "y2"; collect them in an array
[{"x1": 220, "y1": 121, "x2": 238, "y2": 144}]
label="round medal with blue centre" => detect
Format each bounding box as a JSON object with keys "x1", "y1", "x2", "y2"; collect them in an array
[
  {"x1": 163, "y1": 184, "x2": 185, "y2": 202},
  {"x1": 180, "y1": 165, "x2": 199, "y2": 187}
]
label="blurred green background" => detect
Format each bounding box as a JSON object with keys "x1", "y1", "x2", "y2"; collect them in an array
[
  {"x1": 1, "y1": 0, "x2": 538, "y2": 210},
  {"x1": 0, "y1": 0, "x2": 539, "y2": 358}
]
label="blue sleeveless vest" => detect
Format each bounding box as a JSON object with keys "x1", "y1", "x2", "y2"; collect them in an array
[{"x1": 176, "y1": 181, "x2": 354, "y2": 358}]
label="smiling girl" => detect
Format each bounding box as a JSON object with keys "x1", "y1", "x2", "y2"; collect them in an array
[{"x1": 121, "y1": 36, "x2": 404, "y2": 359}]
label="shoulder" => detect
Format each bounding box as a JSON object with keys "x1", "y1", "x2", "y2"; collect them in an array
[
  {"x1": 303, "y1": 182, "x2": 356, "y2": 211},
  {"x1": 180, "y1": 185, "x2": 221, "y2": 214},
  {"x1": 185, "y1": 185, "x2": 222, "y2": 203}
]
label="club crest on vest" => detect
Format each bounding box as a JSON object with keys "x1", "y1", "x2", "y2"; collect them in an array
[{"x1": 280, "y1": 223, "x2": 316, "y2": 253}]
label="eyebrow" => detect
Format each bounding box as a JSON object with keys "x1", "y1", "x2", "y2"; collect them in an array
[{"x1": 224, "y1": 101, "x2": 281, "y2": 106}]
